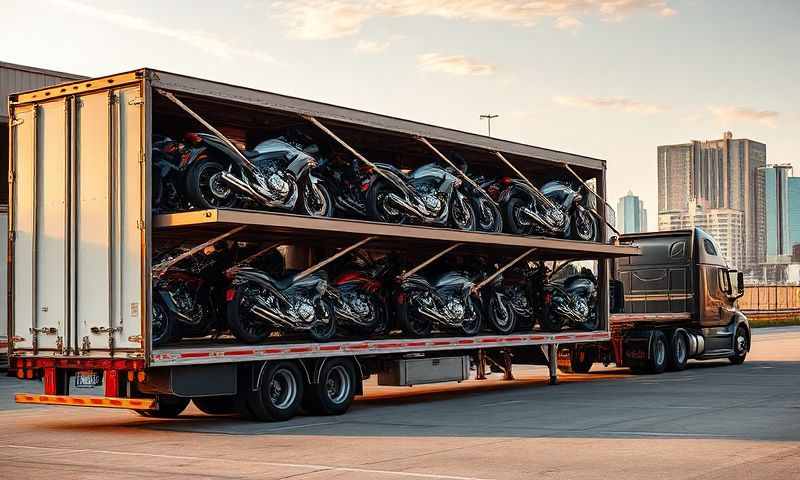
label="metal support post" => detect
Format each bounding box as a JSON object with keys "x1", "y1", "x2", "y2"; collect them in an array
[
  {"x1": 471, "y1": 247, "x2": 536, "y2": 294},
  {"x1": 476, "y1": 349, "x2": 487, "y2": 380},
  {"x1": 227, "y1": 242, "x2": 282, "y2": 274},
  {"x1": 398, "y1": 243, "x2": 463, "y2": 281},
  {"x1": 153, "y1": 225, "x2": 247, "y2": 275},
  {"x1": 562, "y1": 163, "x2": 620, "y2": 237},
  {"x1": 494, "y1": 151, "x2": 560, "y2": 211},
  {"x1": 293, "y1": 236, "x2": 375, "y2": 282},
  {"x1": 503, "y1": 351, "x2": 514, "y2": 381},
  {"x1": 547, "y1": 343, "x2": 559, "y2": 385},
  {"x1": 416, "y1": 136, "x2": 497, "y2": 205}
]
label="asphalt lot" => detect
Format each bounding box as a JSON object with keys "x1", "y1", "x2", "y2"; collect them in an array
[{"x1": 1, "y1": 326, "x2": 799, "y2": 479}]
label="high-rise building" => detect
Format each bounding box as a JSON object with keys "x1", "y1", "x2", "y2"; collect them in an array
[
  {"x1": 789, "y1": 176, "x2": 800, "y2": 256},
  {"x1": 763, "y1": 165, "x2": 793, "y2": 262},
  {"x1": 657, "y1": 132, "x2": 766, "y2": 274},
  {"x1": 616, "y1": 191, "x2": 647, "y2": 233},
  {"x1": 658, "y1": 201, "x2": 745, "y2": 269}
]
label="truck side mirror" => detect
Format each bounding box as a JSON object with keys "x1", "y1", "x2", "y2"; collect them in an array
[{"x1": 609, "y1": 279, "x2": 625, "y2": 314}]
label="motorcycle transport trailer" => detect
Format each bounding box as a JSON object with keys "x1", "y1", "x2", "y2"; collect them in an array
[{"x1": 7, "y1": 68, "x2": 638, "y2": 420}]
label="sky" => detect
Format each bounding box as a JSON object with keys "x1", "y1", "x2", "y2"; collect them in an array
[{"x1": 2, "y1": 0, "x2": 799, "y2": 231}]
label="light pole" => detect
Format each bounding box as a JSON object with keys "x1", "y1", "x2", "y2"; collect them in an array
[{"x1": 480, "y1": 114, "x2": 498, "y2": 137}]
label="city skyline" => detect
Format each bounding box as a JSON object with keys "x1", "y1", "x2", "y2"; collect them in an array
[
  {"x1": 2, "y1": 0, "x2": 800, "y2": 233},
  {"x1": 616, "y1": 190, "x2": 647, "y2": 234}
]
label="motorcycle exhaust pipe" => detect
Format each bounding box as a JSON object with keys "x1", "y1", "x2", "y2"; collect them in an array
[
  {"x1": 251, "y1": 305, "x2": 309, "y2": 331},
  {"x1": 220, "y1": 171, "x2": 283, "y2": 207},
  {"x1": 386, "y1": 192, "x2": 428, "y2": 218}
]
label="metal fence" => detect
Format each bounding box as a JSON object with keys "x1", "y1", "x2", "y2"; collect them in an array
[{"x1": 740, "y1": 285, "x2": 800, "y2": 313}]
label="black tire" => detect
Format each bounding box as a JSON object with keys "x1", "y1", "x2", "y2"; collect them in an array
[
  {"x1": 647, "y1": 330, "x2": 668, "y2": 374},
  {"x1": 487, "y1": 294, "x2": 515, "y2": 334},
  {"x1": 539, "y1": 305, "x2": 564, "y2": 332},
  {"x1": 571, "y1": 208, "x2": 599, "y2": 242},
  {"x1": 576, "y1": 308, "x2": 600, "y2": 332},
  {"x1": 449, "y1": 193, "x2": 477, "y2": 231},
  {"x1": 472, "y1": 197, "x2": 503, "y2": 233},
  {"x1": 227, "y1": 283, "x2": 273, "y2": 344},
  {"x1": 559, "y1": 347, "x2": 593, "y2": 374},
  {"x1": 504, "y1": 196, "x2": 535, "y2": 235},
  {"x1": 459, "y1": 297, "x2": 483, "y2": 336},
  {"x1": 308, "y1": 299, "x2": 337, "y2": 341},
  {"x1": 398, "y1": 293, "x2": 433, "y2": 337},
  {"x1": 185, "y1": 157, "x2": 237, "y2": 209},
  {"x1": 152, "y1": 170, "x2": 164, "y2": 210},
  {"x1": 729, "y1": 324, "x2": 749, "y2": 365},
  {"x1": 668, "y1": 330, "x2": 689, "y2": 371},
  {"x1": 136, "y1": 395, "x2": 190, "y2": 418},
  {"x1": 298, "y1": 177, "x2": 333, "y2": 217},
  {"x1": 151, "y1": 299, "x2": 175, "y2": 347},
  {"x1": 193, "y1": 396, "x2": 237, "y2": 415},
  {"x1": 303, "y1": 358, "x2": 357, "y2": 416},
  {"x1": 366, "y1": 180, "x2": 408, "y2": 224},
  {"x1": 371, "y1": 301, "x2": 392, "y2": 336},
  {"x1": 248, "y1": 362, "x2": 304, "y2": 422}
]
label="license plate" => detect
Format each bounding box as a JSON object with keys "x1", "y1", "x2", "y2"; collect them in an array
[{"x1": 74, "y1": 370, "x2": 102, "y2": 388}]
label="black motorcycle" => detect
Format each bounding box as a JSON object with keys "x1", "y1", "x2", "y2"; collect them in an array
[
  {"x1": 152, "y1": 134, "x2": 190, "y2": 213},
  {"x1": 498, "y1": 177, "x2": 600, "y2": 241},
  {"x1": 182, "y1": 133, "x2": 333, "y2": 217},
  {"x1": 525, "y1": 263, "x2": 599, "y2": 332},
  {"x1": 330, "y1": 252, "x2": 398, "y2": 335},
  {"x1": 365, "y1": 162, "x2": 476, "y2": 231},
  {"x1": 225, "y1": 267, "x2": 337, "y2": 343},
  {"x1": 312, "y1": 155, "x2": 372, "y2": 218},
  {"x1": 396, "y1": 271, "x2": 483, "y2": 337}
]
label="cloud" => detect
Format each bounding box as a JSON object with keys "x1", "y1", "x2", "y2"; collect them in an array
[
  {"x1": 709, "y1": 106, "x2": 779, "y2": 128},
  {"x1": 554, "y1": 95, "x2": 668, "y2": 114},
  {"x1": 51, "y1": 0, "x2": 275, "y2": 62},
  {"x1": 417, "y1": 53, "x2": 496, "y2": 76},
  {"x1": 270, "y1": 0, "x2": 678, "y2": 40},
  {"x1": 555, "y1": 16, "x2": 583, "y2": 30},
  {"x1": 355, "y1": 40, "x2": 391, "y2": 54}
]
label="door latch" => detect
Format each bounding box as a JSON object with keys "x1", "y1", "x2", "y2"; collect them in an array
[{"x1": 91, "y1": 326, "x2": 123, "y2": 354}]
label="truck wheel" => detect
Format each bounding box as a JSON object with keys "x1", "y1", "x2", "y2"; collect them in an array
[
  {"x1": 248, "y1": 361, "x2": 304, "y2": 422},
  {"x1": 647, "y1": 330, "x2": 668, "y2": 374},
  {"x1": 563, "y1": 348, "x2": 593, "y2": 374},
  {"x1": 304, "y1": 358, "x2": 357, "y2": 416},
  {"x1": 668, "y1": 331, "x2": 689, "y2": 371},
  {"x1": 193, "y1": 396, "x2": 237, "y2": 415},
  {"x1": 729, "y1": 325, "x2": 748, "y2": 365},
  {"x1": 137, "y1": 395, "x2": 190, "y2": 418}
]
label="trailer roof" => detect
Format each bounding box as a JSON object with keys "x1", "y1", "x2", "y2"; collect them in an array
[{"x1": 10, "y1": 68, "x2": 607, "y2": 172}]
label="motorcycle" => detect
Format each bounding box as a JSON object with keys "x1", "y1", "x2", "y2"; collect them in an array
[
  {"x1": 312, "y1": 155, "x2": 372, "y2": 218},
  {"x1": 330, "y1": 252, "x2": 399, "y2": 335},
  {"x1": 498, "y1": 177, "x2": 600, "y2": 242},
  {"x1": 396, "y1": 271, "x2": 483, "y2": 337},
  {"x1": 181, "y1": 132, "x2": 333, "y2": 217},
  {"x1": 152, "y1": 134, "x2": 191, "y2": 213},
  {"x1": 365, "y1": 161, "x2": 476, "y2": 231},
  {"x1": 225, "y1": 267, "x2": 337, "y2": 343},
  {"x1": 524, "y1": 263, "x2": 599, "y2": 332}
]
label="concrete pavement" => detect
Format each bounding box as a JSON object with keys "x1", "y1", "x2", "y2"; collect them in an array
[{"x1": 1, "y1": 327, "x2": 798, "y2": 479}]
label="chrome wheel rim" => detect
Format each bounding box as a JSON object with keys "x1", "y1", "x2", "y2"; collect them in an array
[
  {"x1": 303, "y1": 182, "x2": 328, "y2": 217},
  {"x1": 654, "y1": 338, "x2": 666, "y2": 366},
  {"x1": 325, "y1": 365, "x2": 351, "y2": 404},
  {"x1": 492, "y1": 298, "x2": 512, "y2": 330},
  {"x1": 269, "y1": 369, "x2": 297, "y2": 410},
  {"x1": 676, "y1": 335, "x2": 687, "y2": 363},
  {"x1": 575, "y1": 210, "x2": 594, "y2": 241}
]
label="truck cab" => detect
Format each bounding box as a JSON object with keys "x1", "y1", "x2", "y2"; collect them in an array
[{"x1": 562, "y1": 228, "x2": 750, "y2": 374}]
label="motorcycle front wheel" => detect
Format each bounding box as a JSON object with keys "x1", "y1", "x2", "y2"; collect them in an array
[
  {"x1": 308, "y1": 299, "x2": 337, "y2": 341},
  {"x1": 504, "y1": 196, "x2": 536, "y2": 235},
  {"x1": 473, "y1": 196, "x2": 503, "y2": 233},
  {"x1": 366, "y1": 180, "x2": 409, "y2": 224},
  {"x1": 152, "y1": 299, "x2": 176, "y2": 347},
  {"x1": 487, "y1": 294, "x2": 516, "y2": 334},
  {"x1": 227, "y1": 283, "x2": 274, "y2": 344},
  {"x1": 539, "y1": 306, "x2": 565, "y2": 332},
  {"x1": 571, "y1": 208, "x2": 599, "y2": 242},
  {"x1": 449, "y1": 193, "x2": 477, "y2": 231},
  {"x1": 459, "y1": 296, "x2": 483, "y2": 336},
  {"x1": 298, "y1": 177, "x2": 334, "y2": 217},
  {"x1": 397, "y1": 293, "x2": 433, "y2": 337},
  {"x1": 185, "y1": 156, "x2": 238, "y2": 210}
]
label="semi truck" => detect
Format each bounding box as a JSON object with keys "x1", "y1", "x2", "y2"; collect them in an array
[{"x1": 6, "y1": 69, "x2": 748, "y2": 421}]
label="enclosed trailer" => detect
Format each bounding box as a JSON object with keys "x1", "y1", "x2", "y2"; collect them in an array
[{"x1": 8, "y1": 69, "x2": 638, "y2": 419}]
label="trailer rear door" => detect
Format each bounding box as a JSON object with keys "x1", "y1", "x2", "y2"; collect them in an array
[{"x1": 10, "y1": 84, "x2": 146, "y2": 358}]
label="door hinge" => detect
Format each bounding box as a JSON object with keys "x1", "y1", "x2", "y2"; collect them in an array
[
  {"x1": 128, "y1": 97, "x2": 144, "y2": 106},
  {"x1": 56, "y1": 336, "x2": 64, "y2": 354},
  {"x1": 137, "y1": 219, "x2": 145, "y2": 230},
  {"x1": 30, "y1": 327, "x2": 57, "y2": 335},
  {"x1": 81, "y1": 336, "x2": 91, "y2": 355},
  {"x1": 10, "y1": 117, "x2": 24, "y2": 127},
  {"x1": 8, "y1": 170, "x2": 16, "y2": 183},
  {"x1": 8, "y1": 231, "x2": 15, "y2": 242},
  {"x1": 90, "y1": 326, "x2": 123, "y2": 335}
]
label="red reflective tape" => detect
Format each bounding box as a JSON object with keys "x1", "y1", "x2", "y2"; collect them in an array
[
  {"x1": 90, "y1": 398, "x2": 104, "y2": 405},
  {"x1": 289, "y1": 347, "x2": 312, "y2": 353},
  {"x1": 180, "y1": 352, "x2": 211, "y2": 359},
  {"x1": 405, "y1": 342, "x2": 426, "y2": 347},
  {"x1": 555, "y1": 335, "x2": 573, "y2": 340},
  {"x1": 480, "y1": 338, "x2": 499, "y2": 343},
  {"x1": 224, "y1": 350, "x2": 255, "y2": 356},
  {"x1": 346, "y1": 344, "x2": 370, "y2": 350},
  {"x1": 432, "y1": 340, "x2": 452, "y2": 346},
  {"x1": 109, "y1": 399, "x2": 122, "y2": 406},
  {"x1": 72, "y1": 398, "x2": 86, "y2": 405},
  {"x1": 376, "y1": 343, "x2": 403, "y2": 349},
  {"x1": 457, "y1": 339, "x2": 475, "y2": 345},
  {"x1": 319, "y1": 345, "x2": 342, "y2": 351},
  {"x1": 261, "y1": 349, "x2": 284, "y2": 354},
  {"x1": 505, "y1": 337, "x2": 522, "y2": 342},
  {"x1": 530, "y1": 336, "x2": 546, "y2": 341}
]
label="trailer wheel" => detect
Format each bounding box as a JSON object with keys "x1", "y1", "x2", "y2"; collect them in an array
[
  {"x1": 248, "y1": 361, "x2": 304, "y2": 422},
  {"x1": 136, "y1": 395, "x2": 190, "y2": 418},
  {"x1": 304, "y1": 358, "x2": 357, "y2": 416},
  {"x1": 558, "y1": 347, "x2": 593, "y2": 374},
  {"x1": 647, "y1": 330, "x2": 668, "y2": 374},
  {"x1": 729, "y1": 325, "x2": 749, "y2": 365},
  {"x1": 193, "y1": 396, "x2": 237, "y2": 415},
  {"x1": 668, "y1": 331, "x2": 689, "y2": 371}
]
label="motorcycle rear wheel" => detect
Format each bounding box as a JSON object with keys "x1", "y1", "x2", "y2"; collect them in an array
[
  {"x1": 398, "y1": 294, "x2": 433, "y2": 337},
  {"x1": 449, "y1": 194, "x2": 477, "y2": 231},
  {"x1": 185, "y1": 157, "x2": 238, "y2": 210},
  {"x1": 504, "y1": 196, "x2": 536, "y2": 235},
  {"x1": 298, "y1": 177, "x2": 334, "y2": 217},
  {"x1": 308, "y1": 299, "x2": 337, "y2": 341},
  {"x1": 151, "y1": 299, "x2": 176, "y2": 347},
  {"x1": 487, "y1": 294, "x2": 516, "y2": 334},
  {"x1": 571, "y1": 208, "x2": 599, "y2": 242},
  {"x1": 459, "y1": 297, "x2": 483, "y2": 336},
  {"x1": 539, "y1": 307, "x2": 565, "y2": 332},
  {"x1": 473, "y1": 197, "x2": 503, "y2": 233},
  {"x1": 366, "y1": 180, "x2": 409, "y2": 224},
  {"x1": 227, "y1": 283, "x2": 274, "y2": 344}
]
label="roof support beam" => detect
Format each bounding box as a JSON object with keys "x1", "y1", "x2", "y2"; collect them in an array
[
  {"x1": 399, "y1": 243, "x2": 463, "y2": 281},
  {"x1": 494, "y1": 151, "x2": 559, "y2": 211},
  {"x1": 416, "y1": 136, "x2": 496, "y2": 205},
  {"x1": 293, "y1": 236, "x2": 375, "y2": 282},
  {"x1": 153, "y1": 225, "x2": 247, "y2": 275},
  {"x1": 471, "y1": 247, "x2": 537, "y2": 293},
  {"x1": 562, "y1": 163, "x2": 620, "y2": 237}
]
